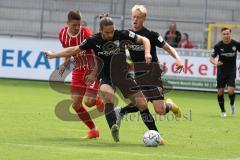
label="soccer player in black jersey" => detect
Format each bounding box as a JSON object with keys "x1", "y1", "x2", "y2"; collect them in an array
[
  {"x1": 210, "y1": 27, "x2": 240, "y2": 117},
  {"x1": 115, "y1": 5, "x2": 183, "y2": 134},
  {"x1": 45, "y1": 14, "x2": 153, "y2": 142}
]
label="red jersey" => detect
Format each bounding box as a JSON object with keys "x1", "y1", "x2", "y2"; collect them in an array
[{"x1": 58, "y1": 26, "x2": 94, "y2": 70}]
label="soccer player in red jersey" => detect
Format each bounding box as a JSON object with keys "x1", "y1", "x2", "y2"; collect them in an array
[{"x1": 58, "y1": 11, "x2": 103, "y2": 138}]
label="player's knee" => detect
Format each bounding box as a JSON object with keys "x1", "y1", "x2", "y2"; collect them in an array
[
  {"x1": 101, "y1": 95, "x2": 114, "y2": 104},
  {"x1": 72, "y1": 102, "x2": 81, "y2": 110},
  {"x1": 136, "y1": 99, "x2": 148, "y2": 111},
  {"x1": 227, "y1": 86, "x2": 235, "y2": 94},
  {"x1": 84, "y1": 98, "x2": 96, "y2": 107},
  {"x1": 101, "y1": 93, "x2": 115, "y2": 104},
  {"x1": 217, "y1": 89, "x2": 224, "y2": 96},
  {"x1": 154, "y1": 107, "x2": 165, "y2": 115},
  {"x1": 228, "y1": 90, "x2": 235, "y2": 95},
  {"x1": 71, "y1": 99, "x2": 82, "y2": 109},
  {"x1": 218, "y1": 93, "x2": 224, "y2": 96}
]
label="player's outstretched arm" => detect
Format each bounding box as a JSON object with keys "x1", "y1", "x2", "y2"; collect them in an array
[
  {"x1": 163, "y1": 43, "x2": 183, "y2": 73},
  {"x1": 136, "y1": 35, "x2": 152, "y2": 64},
  {"x1": 45, "y1": 46, "x2": 81, "y2": 59}
]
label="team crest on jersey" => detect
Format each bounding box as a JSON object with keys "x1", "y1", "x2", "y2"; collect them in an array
[
  {"x1": 158, "y1": 36, "x2": 164, "y2": 42},
  {"x1": 232, "y1": 46, "x2": 236, "y2": 51},
  {"x1": 129, "y1": 31, "x2": 136, "y2": 38}
]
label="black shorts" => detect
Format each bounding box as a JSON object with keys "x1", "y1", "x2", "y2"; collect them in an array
[
  {"x1": 100, "y1": 53, "x2": 140, "y2": 98},
  {"x1": 217, "y1": 72, "x2": 236, "y2": 88},
  {"x1": 134, "y1": 62, "x2": 164, "y2": 101}
]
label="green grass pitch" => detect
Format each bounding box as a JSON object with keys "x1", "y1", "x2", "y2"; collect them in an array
[{"x1": 0, "y1": 79, "x2": 240, "y2": 160}]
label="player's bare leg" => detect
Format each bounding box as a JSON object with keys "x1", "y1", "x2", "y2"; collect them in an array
[
  {"x1": 128, "y1": 91, "x2": 148, "y2": 111},
  {"x1": 71, "y1": 93, "x2": 99, "y2": 139}
]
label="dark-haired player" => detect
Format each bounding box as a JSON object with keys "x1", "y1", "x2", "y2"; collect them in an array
[
  {"x1": 58, "y1": 10, "x2": 104, "y2": 139},
  {"x1": 210, "y1": 27, "x2": 240, "y2": 117},
  {"x1": 115, "y1": 5, "x2": 183, "y2": 133},
  {"x1": 45, "y1": 14, "x2": 153, "y2": 142}
]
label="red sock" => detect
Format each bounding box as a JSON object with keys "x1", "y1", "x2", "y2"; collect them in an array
[
  {"x1": 95, "y1": 97, "x2": 103, "y2": 107},
  {"x1": 95, "y1": 97, "x2": 104, "y2": 112},
  {"x1": 74, "y1": 106, "x2": 95, "y2": 130}
]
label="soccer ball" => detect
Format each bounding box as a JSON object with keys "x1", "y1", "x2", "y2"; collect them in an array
[{"x1": 143, "y1": 130, "x2": 160, "y2": 147}]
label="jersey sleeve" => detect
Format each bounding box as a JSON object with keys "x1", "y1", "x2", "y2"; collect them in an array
[
  {"x1": 82, "y1": 27, "x2": 94, "y2": 55},
  {"x1": 120, "y1": 30, "x2": 138, "y2": 42},
  {"x1": 211, "y1": 45, "x2": 219, "y2": 58},
  {"x1": 79, "y1": 37, "x2": 92, "y2": 50},
  {"x1": 151, "y1": 31, "x2": 165, "y2": 48}
]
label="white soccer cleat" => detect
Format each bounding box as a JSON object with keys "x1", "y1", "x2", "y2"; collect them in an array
[
  {"x1": 221, "y1": 112, "x2": 227, "y2": 118},
  {"x1": 230, "y1": 104, "x2": 236, "y2": 116},
  {"x1": 114, "y1": 106, "x2": 123, "y2": 128}
]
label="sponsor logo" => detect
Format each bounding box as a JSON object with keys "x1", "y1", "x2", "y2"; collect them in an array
[
  {"x1": 129, "y1": 31, "x2": 136, "y2": 38},
  {"x1": 158, "y1": 36, "x2": 164, "y2": 42},
  {"x1": 128, "y1": 44, "x2": 144, "y2": 51},
  {"x1": 221, "y1": 52, "x2": 236, "y2": 57}
]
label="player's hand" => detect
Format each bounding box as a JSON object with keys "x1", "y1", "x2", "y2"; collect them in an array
[
  {"x1": 175, "y1": 59, "x2": 184, "y2": 73},
  {"x1": 85, "y1": 72, "x2": 97, "y2": 84},
  {"x1": 45, "y1": 51, "x2": 54, "y2": 59},
  {"x1": 145, "y1": 53, "x2": 152, "y2": 64},
  {"x1": 216, "y1": 61, "x2": 223, "y2": 66}
]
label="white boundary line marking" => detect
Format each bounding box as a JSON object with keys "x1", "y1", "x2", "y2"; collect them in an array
[{"x1": 0, "y1": 142, "x2": 222, "y2": 160}]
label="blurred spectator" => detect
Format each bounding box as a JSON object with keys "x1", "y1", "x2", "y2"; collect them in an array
[
  {"x1": 81, "y1": 20, "x2": 87, "y2": 26},
  {"x1": 178, "y1": 33, "x2": 193, "y2": 48},
  {"x1": 164, "y1": 22, "x2": 181, "y2": 47}
]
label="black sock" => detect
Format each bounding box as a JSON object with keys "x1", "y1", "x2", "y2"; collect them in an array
[
  {"x1": 229, "y1": 93, "x2": 235, "y2": 106},
  {"x1": 104, "y1": 103, "x2": 117, "y2": 129},
  {"x1": 120, "y1": 103, "x2": 139, "y2": 116},
  {"x1": 165, "y1": 103, "x2": 172, "y2": 114},
  {"x1": 140, "y1": 109, "x2": 158, "y2": 132},
  {"x1": 217, "y1": 95, "x2": 225, "y2": 112}
]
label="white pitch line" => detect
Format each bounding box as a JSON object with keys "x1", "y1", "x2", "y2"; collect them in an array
[{"x1": 0, "y1": 142, "x2": 221, "y2": 160}]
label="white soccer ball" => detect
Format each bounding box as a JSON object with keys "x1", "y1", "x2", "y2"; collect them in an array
[{"x1": 143, "y1": 130, "x2": 160, "y2": 147}]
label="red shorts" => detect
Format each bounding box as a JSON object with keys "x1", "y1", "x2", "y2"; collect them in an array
[{"x1": 71, "y1": 69, "x2": 99, "y2": 97}]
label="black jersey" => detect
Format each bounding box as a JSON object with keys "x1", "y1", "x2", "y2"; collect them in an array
[
  {"x1": 212, "y1": 40, "x2": 240, "y2": 74},
  {"x1": 79, "y1": 30, "x2": 138, "y2": 78},
  {"x1": 128, "y1": 27, "x2": 165, "y2": 63}
]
